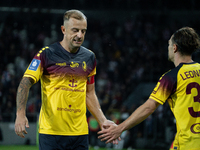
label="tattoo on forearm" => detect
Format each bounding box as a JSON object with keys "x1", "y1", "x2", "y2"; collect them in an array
[{"x1": 16, "y1": 77, "x2": 34, "y2": 112}]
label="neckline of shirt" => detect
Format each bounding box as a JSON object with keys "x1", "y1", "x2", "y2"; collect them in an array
[{"x1": 57, "y1": 42, "x2": 80, "y2": 56}]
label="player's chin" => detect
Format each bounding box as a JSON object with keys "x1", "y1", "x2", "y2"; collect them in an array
[
  {"x1": 73, "y1": 42, "x2": 83, "y2": 47},
  {"x1": 72, "y1": 45, "x2": 81, "y2": 49}
]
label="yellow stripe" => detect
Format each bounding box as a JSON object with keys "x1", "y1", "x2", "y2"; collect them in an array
[{"x1": 23, "y1": 74, "x2": 38, "y2": 83}]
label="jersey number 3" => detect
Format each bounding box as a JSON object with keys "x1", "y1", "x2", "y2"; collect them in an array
[
  {"x1": 186, "y1": 82, "x2": 200, "y2": 118},
  {"x1": 186, "y1": 82, "x2": 200, "y2": 134}
]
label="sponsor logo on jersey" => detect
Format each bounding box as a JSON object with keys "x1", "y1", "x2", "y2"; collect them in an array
[
  {"x1": 70, "y1": 62, "x2": 79, "y2": 68},
  {"x1": 28, "y1": 59, "x2": 40, "y2": 71},
  {"x1": 56, "y1": 62, "x2": 66, "y2": 66},
  {"x1": 69, "y1": 79, "x2": 77, "y2": 87},
  {"x1": 57, "y1": 105, "x2": 81, "y2": 113},
  {"x1": 190, "y1": 123, "x2": 200, "y2": 134},
  {"x1": 54, "y1": 87, "x2": 84, "y2": 92},
  {"x1": 82, "y1": 61, "x2": 87, "y2": 71}
]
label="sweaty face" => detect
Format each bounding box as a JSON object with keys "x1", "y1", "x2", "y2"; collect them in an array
[
  {"x1": 63, "y1": 18, "x2": 87, "y2": 52},
  {"x1": 168, "y1": 36, "x2": 174, "y2": 62}
]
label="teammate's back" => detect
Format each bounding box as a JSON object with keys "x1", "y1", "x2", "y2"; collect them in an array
[{"x1": 171, "y1": 62, "x2": 200, "y2": 150}]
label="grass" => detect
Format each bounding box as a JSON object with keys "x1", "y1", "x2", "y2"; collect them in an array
[
  {"x1": 0, "y1": 145, "x2": 151, "y2": 150},
  {"x1": 0, "y1": 145, "x2": 38, "y2": 150}
]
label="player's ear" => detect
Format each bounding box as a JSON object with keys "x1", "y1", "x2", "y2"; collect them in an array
[
  {"x1": 61, "y1": 25, "x2": 66, "y2": 34},
  {"x1": 173, "y1": 44, "x2": 178, "y2": 53}
]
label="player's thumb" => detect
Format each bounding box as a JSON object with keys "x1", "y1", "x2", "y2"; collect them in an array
[{"x1": 26, "y1": 121, "x2": 29, "y2": 128}]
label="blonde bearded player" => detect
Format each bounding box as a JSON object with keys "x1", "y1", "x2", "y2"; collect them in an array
[
  {"x1": 15, "y1": 9, "x2": 120, "y2": 150},
  {"x1": 98, "y1": 27, "x2": 200, "y2": 150}
]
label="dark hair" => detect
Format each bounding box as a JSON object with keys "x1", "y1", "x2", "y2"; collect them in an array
[
  {"x1": 63, "y1": 9, "x2": 87, "y2": 22},
  {"x1": 172, "y1": 27, "x2": 200, "y2": 55}
]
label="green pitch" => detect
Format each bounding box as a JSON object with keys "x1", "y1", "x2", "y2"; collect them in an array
[
  {"x1": 0, "y1": 145, "x2": 38, "y2": 150},
  {"x1": 0, "y1": 145, "x2": 151, "y2": 150}
]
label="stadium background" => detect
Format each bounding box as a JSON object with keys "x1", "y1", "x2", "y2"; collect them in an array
[{"x1": 0, "y1": 0, "x2": 200, "y2": 149}]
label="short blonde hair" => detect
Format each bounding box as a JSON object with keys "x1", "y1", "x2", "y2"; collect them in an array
[{"x1": 63, "y1": 9, "x2": 87, "y2": 22}]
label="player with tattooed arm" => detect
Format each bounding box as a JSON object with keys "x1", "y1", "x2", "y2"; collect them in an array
[{"x1": 15, "y1": 9, "x2": 120, "y2": 150}]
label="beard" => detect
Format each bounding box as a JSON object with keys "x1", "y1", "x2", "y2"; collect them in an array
[
  {"x1": 68, "y1": 42, "x2": 82, "y2": 53},
  {"x1": 72, "y1": 38, "x2": 83, "y2": 47}
]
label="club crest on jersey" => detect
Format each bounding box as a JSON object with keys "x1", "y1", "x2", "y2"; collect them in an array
[
  {"x1": 28, "y1": 59, "x2": 40, "y2": 71},
  {"x1": 82, "y1": 61, "x2": 87, "y2": 71},
  {"x1": 70, "y1": 62, "x2": 79, "y2": 68}
]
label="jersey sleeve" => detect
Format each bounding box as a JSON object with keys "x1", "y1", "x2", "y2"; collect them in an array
[
  {"x1": 23, "y1": 46, "x2": 48, "y2": 83},
  {"x1": 87, "y1": 75, "x2": 95, "y2": 84},
  {"x1": 88, "y1": 67, "x2": 96, "y2": 77},
  {"x1": 149, "y1": 71, "x2": 176, "y2": 105},
  {"x1": 88, "y1": 52, "x2": 96, "y2": 77}
]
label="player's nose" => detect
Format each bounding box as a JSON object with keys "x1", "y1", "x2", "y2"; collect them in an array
[{"x1": 77, "y1": 31, "x2": 83, "y2": 38}]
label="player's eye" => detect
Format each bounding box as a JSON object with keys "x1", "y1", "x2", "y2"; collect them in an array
[
  {"x1": 82, "y1": 30, "x2": 86, "y2": 34},
  {"x1": 72, "y1": 29, "x2": 78, "y2": 32}
]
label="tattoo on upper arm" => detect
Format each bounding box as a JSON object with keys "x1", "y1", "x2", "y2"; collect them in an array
[
  {"x1": 21, "y1": 77, "x2": 35, "y2": 87},
  {"x1": 16, "y1": 77, "x2": 34, "y2": 111}
]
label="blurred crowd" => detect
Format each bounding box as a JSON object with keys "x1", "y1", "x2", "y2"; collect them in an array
[
  {"x1": 0, "y1": 7, "x2": 200, "y2": 149},
  {"x1": 1, "y1": 0, "x2": 200, "y2": 10}
]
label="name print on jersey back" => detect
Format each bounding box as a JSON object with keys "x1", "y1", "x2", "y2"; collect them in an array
[{"x1": 180, "y1": 69, "x2": 200, "y2": 80}]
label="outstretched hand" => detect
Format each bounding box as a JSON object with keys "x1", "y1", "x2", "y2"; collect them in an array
[{"x1": 99, "y1": 120, "x2": 122, "y2": 144}]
